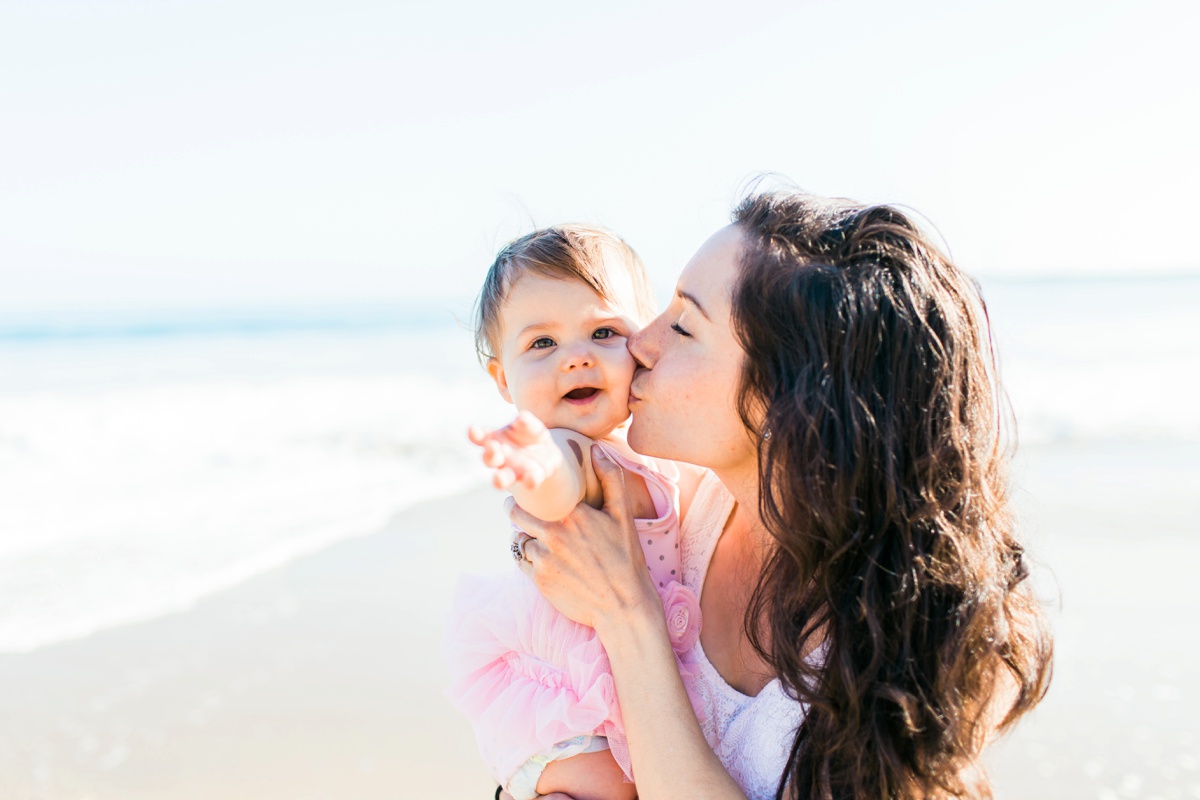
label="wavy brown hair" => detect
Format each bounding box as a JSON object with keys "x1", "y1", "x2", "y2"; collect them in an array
[{"x1": 730, "y1": 192, "x2": 1052, "y2": 800}]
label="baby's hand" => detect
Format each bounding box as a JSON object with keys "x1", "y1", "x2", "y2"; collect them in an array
[{"x1": 467, "y1": 411, "x2": 563, "y2": 491}]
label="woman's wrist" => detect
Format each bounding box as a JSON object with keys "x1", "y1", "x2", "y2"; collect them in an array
[{"x1": 593, "y1": 586, "x2": 669, "y2": 655}]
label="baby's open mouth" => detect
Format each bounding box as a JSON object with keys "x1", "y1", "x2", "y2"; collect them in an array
[{"x1": 564, "y1": 387, "x2": 599, "y2": 401}]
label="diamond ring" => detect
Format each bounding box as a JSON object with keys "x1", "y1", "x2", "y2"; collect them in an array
[{"x1": 511, "y1": 536, "x2": 529, "y2": 563}]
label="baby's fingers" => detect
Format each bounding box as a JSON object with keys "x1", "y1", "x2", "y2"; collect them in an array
[
  {"x1": 493, "y1": 466, "x2": 517, "y2": 490},
  {"x1": 482, "y1": 439, "x2": 507, "y2": 468},
  {"x1": 508, "y1": 410, "x2": 549, "y2": 445},
  {"x1": 467, "y1": 425, "x2": 487, "y2": 446},
  {"x1": 469, "y1": 422, "x2": 519, "y2": 449},
  {"x1": 518, "y1": 461, "x2": 547, "y2": 489}
]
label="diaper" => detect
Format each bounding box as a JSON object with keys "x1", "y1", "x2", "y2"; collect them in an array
[{"x1": 505, "y1": 735, "x2": 611, "y2": 800}]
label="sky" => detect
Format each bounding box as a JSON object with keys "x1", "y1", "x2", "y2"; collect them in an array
[{"x1": 1, "y1": 0, "x2": 1197, "y2": 314}]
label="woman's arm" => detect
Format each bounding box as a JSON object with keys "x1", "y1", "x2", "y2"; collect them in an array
[
  {"x1": 596, "y1": 595, "x2": 747, "y2": 799},
  {"x1": 509, "y1": 446, "x2": 749, "y2": 800}
]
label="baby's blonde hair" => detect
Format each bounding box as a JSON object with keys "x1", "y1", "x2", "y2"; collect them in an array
[{"x1": 474, "y1": 224, "x2": 657, "y2": 364}]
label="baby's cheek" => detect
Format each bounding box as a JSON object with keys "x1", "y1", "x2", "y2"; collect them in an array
[{"x1": 612, "y1": 349, "x2": 637, "y2": 384}]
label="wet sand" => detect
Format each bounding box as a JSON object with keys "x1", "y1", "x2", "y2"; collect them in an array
[
  {"x1": 2, "y1": 440, "x2": 1196, "y2": 799},
  {"x1": 986, "y1": 440, "x2": 1200, "y2": 799},
  {"x1": 0, "y1": 488, "x2": 504, "y2": 799}
]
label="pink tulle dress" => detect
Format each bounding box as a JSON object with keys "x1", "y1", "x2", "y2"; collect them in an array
[{"x1": 443, "y1": 442, "x2": 704, "y2": 799}]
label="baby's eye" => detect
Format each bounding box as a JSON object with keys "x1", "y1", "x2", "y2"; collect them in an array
[
  {"x1": 530, "y1": 337, "x2": 556, "y2": 350},
  {"x1": 592, "y1": 327, "x2": 619, "y2": 340}
]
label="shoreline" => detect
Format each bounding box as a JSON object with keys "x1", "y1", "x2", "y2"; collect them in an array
[{"x1": 0, "y1": 477, "x2": 490, "y2": 658}]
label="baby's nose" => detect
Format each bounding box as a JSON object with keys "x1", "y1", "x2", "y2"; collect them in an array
[{"x1": 562, "y1": 345, "x2": 594, "y2": 370}]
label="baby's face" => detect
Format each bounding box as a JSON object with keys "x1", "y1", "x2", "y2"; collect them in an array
[{"x1": 488, "y1": 274, "x2": 639, "y2": 439}]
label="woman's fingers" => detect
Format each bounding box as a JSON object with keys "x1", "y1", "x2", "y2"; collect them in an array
[
  {"x1": 506, "y1": 481, "x2": 649, "y2": 630},
  {"x1": 591, "y1": 445, "x2": 631, "y2": 525},
  {"x1": 505, "y1": 496, "x2": 549, "y2": 538},
  {"x1": 511, "y1": 532, "x2": 535, "y2": 564},
  {"x1": 516, "y1": 533, "x2": 546, "y2": 566}
]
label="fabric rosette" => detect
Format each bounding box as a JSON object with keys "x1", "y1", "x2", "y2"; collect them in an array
[
  {"x1": 658, "y1": 580, "x2": 702, "y2": 654},
  {"x1": 655, "y1": 580, "x2": 707, "y2": 728}
]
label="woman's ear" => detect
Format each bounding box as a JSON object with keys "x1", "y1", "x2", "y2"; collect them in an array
[{"x1": 486, "y1": 358, "x2": 513, "y2": 404}]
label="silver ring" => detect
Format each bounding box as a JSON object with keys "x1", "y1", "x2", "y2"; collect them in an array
[{"x1": 511, "y1": 536, "x2": 529, "y2": 563}]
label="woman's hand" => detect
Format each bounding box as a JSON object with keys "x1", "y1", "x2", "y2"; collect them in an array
[
  {"x1": 509, "y1": 445, "x2": 662, "y2": 635},
  {"x1": 511, "y1": 446, "x2": 750, "y2": 800},
  {"x1": 496, "y1": 792, "x2": 574, "y2": 800},
  {"x1": 468, "y1": 411, "x2": 563, "y2": 491}
]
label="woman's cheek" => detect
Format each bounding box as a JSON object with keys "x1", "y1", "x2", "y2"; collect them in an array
[{"x1": 664, "y1": 359, "x2": 693, "y2": 408}]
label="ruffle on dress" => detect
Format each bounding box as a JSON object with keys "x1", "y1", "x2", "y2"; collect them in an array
[{"x1": 444, "y1": 568, "x2": 705, "y2": 785}]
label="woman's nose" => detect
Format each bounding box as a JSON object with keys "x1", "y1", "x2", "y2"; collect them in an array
[{"x1": 628, "y1": 319, "x2": 658, "y2": 369}]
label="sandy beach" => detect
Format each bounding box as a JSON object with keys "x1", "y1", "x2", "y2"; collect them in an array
[
  {"x1": 0, "y1": 488, "x2": 505, "y2": 799},
  {"x1": 986, "y1": 439, "x2": 1200, "y2": 799},
  {"x1": 2, "y1": 0, "x2": 1195, "y2": 795},
  {"x1": 2, "y1": 440, "x2": 1197, "y2": 799}
]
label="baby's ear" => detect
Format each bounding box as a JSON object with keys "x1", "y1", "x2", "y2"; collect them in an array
[{"x1": 486, "y1": 358, "x2": 513, "y2": 404}]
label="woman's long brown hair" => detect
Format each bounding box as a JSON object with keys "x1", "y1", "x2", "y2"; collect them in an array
[{"x1": 731, "y1": 192, "x2": 1052, "y2": 800}]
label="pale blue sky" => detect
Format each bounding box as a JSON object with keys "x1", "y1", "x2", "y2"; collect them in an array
[{"x1": 1, "y1": 0, "x2": 1196, "y2": 313}]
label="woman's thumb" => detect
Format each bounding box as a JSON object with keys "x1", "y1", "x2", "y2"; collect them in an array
[{"x1": 590, "y1": 444, "x2": 629, "y2": 519}]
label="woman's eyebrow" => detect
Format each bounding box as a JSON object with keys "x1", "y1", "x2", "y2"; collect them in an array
[{"x1": 676, "y1": 290, "x2": 711, "y2": 321}]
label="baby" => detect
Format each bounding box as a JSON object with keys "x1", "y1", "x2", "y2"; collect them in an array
[{"x1": 444, "y1": 225, "x2": 704, "y2": 800}]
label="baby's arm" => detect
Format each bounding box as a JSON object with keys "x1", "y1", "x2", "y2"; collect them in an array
[
  {"x1": 468, "y1": 411, "x2": 598, "y2": 522},
  {"x1": 536, "y1": 750, "x2": 637, "y2": 800}
]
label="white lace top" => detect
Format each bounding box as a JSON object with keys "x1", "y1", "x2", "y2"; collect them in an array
[{"x1": 679, "y1": 471, "x2": 808, "y2": 800}]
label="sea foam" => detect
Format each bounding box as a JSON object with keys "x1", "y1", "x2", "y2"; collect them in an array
[
  {"x1": 1, "y1": 277, "x2": 1195, "y2": 652},
  {"x1": 0, "y1": 319, "x2": 509, "y2": 653}
]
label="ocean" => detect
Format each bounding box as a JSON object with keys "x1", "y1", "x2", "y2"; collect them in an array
[
  {"x1": 1, "y1": 276, "x2": 1197, "y2": 654},
  {"x1": 0, "y1": 304, "x2": 510, "y2": 653}
]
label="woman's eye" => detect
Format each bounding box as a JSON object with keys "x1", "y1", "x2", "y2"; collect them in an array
[
  {"x1": 593, "y1": 327, "x2": 618, "y2": 340},
  {"x1": 671, "y1": 322, "x2": 691, "y2": 338},
  {"x1": 530, "y1": 337, "x2": 555, "y2": 350}
]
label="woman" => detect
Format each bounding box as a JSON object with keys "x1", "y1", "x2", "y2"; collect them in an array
[{"x1": 506, "y1": 190, "x2": 1053, "y2": 800}]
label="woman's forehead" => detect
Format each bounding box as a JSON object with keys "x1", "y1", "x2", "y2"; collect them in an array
[{"x1": 677, "y1": 224, "x2": 744, "y2": 314}]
